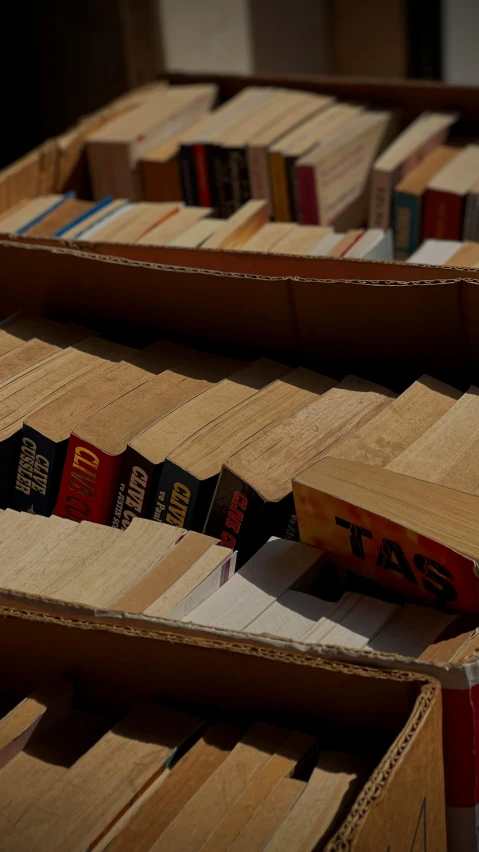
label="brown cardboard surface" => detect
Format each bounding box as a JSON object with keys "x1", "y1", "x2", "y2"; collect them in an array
[
  {"x1": 0, "y1": 239, "x2": 470, "y2": 390},
  {"x1": 0, "y1": 605, "x2": 445, "y2": 852}
]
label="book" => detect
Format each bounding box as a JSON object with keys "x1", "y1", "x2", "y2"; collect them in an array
[
  {"x1": 23, "y1": 198, "x2": 94, "y2": 239},
  {"x1": 112, "y1": 358, "x2": 281, "y2": 531},
  {"x1": 393, "y1": 145, "x2": 459, "y2": 259},
  {"x1": 90, "y1": 202, "x2": 181, "y2": 244},
  {"x1": 239, "y1": 222, "x2": 298, "y2": 253},
  {"x1": 270, "y1": 103, "x2": 362, "y2": 222},
  {"x1": 212, "y1": 89, "x2": 299, "y2": 217},
  {"x1": 4, "y1": 316, "x2": 92, "y2": 348},
  {"x1": 201, "y1": 200, "x2": 269, "y2": 250},
  {"x1": 328, "y1": 375, "x2": 461, "y2": 467},
  {"x1": 37, "y1": 518, "x2": 183, "y2": 608},
  {"x1": 140, "y1": 125, "x2": 201, "y2": 204},
  {"x1": 248, "y1": 91, "x2": 334, "y2": 215},
  {"x1": 0, "y1": 682, "x2": 72, "y2": 770},
  {"x1": 297, "y1": 110, "x2": 394, "y2": 228},
  {"x1": 367, "y1": 603, "x2": 456, "y2": 656},
  {"x1": 246, "y1": 589, "x2": 338, "y2": 640},
  {"x1": 143, "y1": 541, "x2": 236, "y2": 620},
  {"x1": 0, "y1": 194, "x2": 65, "y2": 234},
  {"x1": 87, "y1": 84, "x2": 218, "y2": 200},
  {"x1": 55, "y1": 354, "x2": 242, "y2": 526},
  {"x1": 109, "y1": 529, "x2": 220, "y2": 612},
  {"x1": 137, "y1": 206, "x2": 211, "y2": 246},
  {"x1": 269, "y1": 225, "x2": 332, "y2": 255},
  {"x1": 227, "y1": 776, "x2": 307, "y2": 852},
  {"x1": 387, "y1": 385, "x2": 479, "y2": 484},
  {"x1": 0, "y1": 516, "x2": 77, "y2": 588},
  {"x1": 6, "y1": 702, "x2": 203, "y2": 852},
  {"x1": 75, "y1": 203, "x2": 134, "y2": 241},
  {"x1": 343, "y1": 228, "x2": 393, "y2": 260},
  {"x1": 156, "y1": 365, "x2": 333, "y2": 533},
  {"x1": 326, "y1": 229, "x2": 364, "y2": 257},
  {"x1": 178, "y1": 87, "x2": 269, "y2": 208},
  {"x1": 0, "y1": 515, "x2": 67, "y2": 573},
  {"x1": 293, "y1": 456, "x2": 479, "y2": 612},
  {"x1": 463, "y1": 179, "x2": 479, "y2": 241},
  {"x1": 53, "y1": 196, "x2": 114, "y2": 238},
  {"x1": 407, "y1": 238, "x2": 463, "y2": 265},
  {"x1": 205, "y1": 376, "x2": 393, "y2": 564},
  {"x1": 307, "y1": 232, "x2": 345, "y2": 256},
  {"x1": 303, "y1": 593, "x2": 400, "y2": 649},
  {"x1": 198, "y1": 730, "x2": 316, "y2": 852},
  {"x1": 0, "y1": 348, "x2": 107, "y2": 507},
  {"x1": 0, "y1": 338, "x2": 61, "y2": 384},
  {"x1": 104, "y1": 725, "x2": 243, "y2": 852},
  {"x1": 263, "y1": 750, "x2": 368, "y2": 852},
  {"x1": 369, "y1": 111, "x2": 458, "y2": 230},
  {"x1": 423, "y1": 144, "x2": 479, "y2": 240},
  {"x1": 148, "y1": 722, "x2": 301, "y2": 852},
  {"x1": 182, "y1": 538, "x2": 328, "y2": 630},
  {"x1": 168, "y1": 217, "x2": 223, "y2": 247},
  {"x1": 11, "y1": 361, "x2": 156, "y2": 516},
  {"x1": 444, "y1": 242, "x2": 479, "y2": 267}
]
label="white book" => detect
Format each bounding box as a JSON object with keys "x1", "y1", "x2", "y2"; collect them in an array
[
  {"x1": 367, "y1": 603, "x2": 456, "y2": 657},
  {"x1": 182, "y1": 537, "x2": 326, "y2": 630},
  {"x1": 77, "y1": 203, "x2": 134, "y2": 240},
  {"x1": 345, "y1": 229, "x2": 394, "y2": 261},
  {"x1": 407, "y1": 239, "x2": 463, "y2": 265},
  {"x1": 307, "y1": 233, "x2": 344, "y2": 256},
  {"x1": 302, "y1": 592, "x2": 362, "y2": 642},
  {"x1": 246, "y1": 590, "x2": 337, "y2": 640},
  {"x1": 317, "y1": 596, "x2": 400, "y2": 649}
]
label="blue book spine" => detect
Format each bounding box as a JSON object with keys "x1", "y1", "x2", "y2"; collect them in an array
[
  {"x1": 53, "y1": 196, "x2": 113, "y2": 238},
  {"x1": 393, "y1": 191, "x2": 422, "y2": 261},
  {"x1": 16, "y1": 191, "x2": 76, "y2": 236}
]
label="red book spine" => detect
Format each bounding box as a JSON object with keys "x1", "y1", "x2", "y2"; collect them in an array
[
  {"x1": 194, "y1": 144, "x2": 211, "y2": 208},
  {"x1": 423, "y1": 189, "x2": 464, "y2": 240},
  {"x1": 296, "y1": 164, "x2": 319, "y2": 225},
  {"x1": 54, "y1": 436, "x2": 122, "y2": 526}
]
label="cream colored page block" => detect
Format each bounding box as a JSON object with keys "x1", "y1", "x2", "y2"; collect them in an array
[{"x1": 246, "y1": 590, "x2": 336, "y2": 640}]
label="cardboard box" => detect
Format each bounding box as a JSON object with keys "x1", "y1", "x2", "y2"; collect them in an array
[{"x1": 0, "y1": 599, "x2": 446, "y2": 851}]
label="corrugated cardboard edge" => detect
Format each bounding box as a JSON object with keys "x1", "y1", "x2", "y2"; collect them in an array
[{"x1": 0, "y1": 596, "x2": 441, "y2": 851}]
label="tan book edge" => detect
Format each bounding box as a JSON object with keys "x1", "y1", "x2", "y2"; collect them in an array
[
  {"x1": 202, "y1": 200, "x2": 269, "y2": 250},
  {"x1": 137, "y1": 207, "x2": 212, "y2": 246}
]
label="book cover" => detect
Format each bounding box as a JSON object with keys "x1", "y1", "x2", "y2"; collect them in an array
[
  {"x1": 393, "y1": 191, "x2": 422, "y2": 260},
  {"x1": 0, "y1": 431, "x2": 22, "y2": 509},
  {"x1": 423, "y1": 189, "x2": 464, "y2": 240},
  {"x1": 296, "y1": 163, "x2": 320, "y2": 225},
  {"x1": 111, "y1": 446, "x2": 158, "y2": 529},
  {"x1": 11, "y1": 426, "x2": 68, "y2": 516},
  {"x1": 179, "y1": 144, "x2": 199, "y2": 206},
  {"x1": 152, "y1": 460, "x2": 218, "y2": 532},
  {"x1": 205, "y1": 468, "x2": 298, "y2": 567},
  {"x1": 54, "y1": 437, "x2": 122, "y2": 525},
  {"x1": 293, "y1": 468, "x2": 479, "y2": 614}
]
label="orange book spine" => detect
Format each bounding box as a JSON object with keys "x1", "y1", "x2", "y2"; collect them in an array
[
  {"x1": 194, "y1": 144, "x2": 211, "y2": 208},
  {"x1": 54, "y1": 436, "x2": 122, "y2": 525}
]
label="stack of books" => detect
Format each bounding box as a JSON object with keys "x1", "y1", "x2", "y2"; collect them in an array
[
  {"x1": 0, "y1": 194, "x2": 395, "y2": 259},
  {"x1": 0, "y1": 680, "x2": 371, "y2": 851}
]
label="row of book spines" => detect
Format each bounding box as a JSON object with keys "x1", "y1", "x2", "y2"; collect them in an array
[
  {"x1": 393, "y1": 189, "x2": 466, "y2": 258},
  {"x1": 9, "y1": 431, "x2": 294, "y2": 565}
]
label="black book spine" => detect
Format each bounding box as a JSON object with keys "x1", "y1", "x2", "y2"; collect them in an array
[
  {"x1": 153, "y1": 460, "x2": 218, "y2": 532},
  {"x1": 179, "y1": 144, "x2": 199, "y2": 206},
  {"x1": 11, "y1": 426, "x2": 68, "y2": 516},
  {"x1": 205, "y1": 143, "x2": 219, "y2": 212},
  {"x1": 204, "y1": 469, "x2": 266, "y2": 567},
  {"x1": 110, "y1": 446, "x2": 156, "y2": 529},
  {"x1": 286, "y1": 156, "x2": 300, "y2": 222},
  {"x1": 228, "y1": 147, "x2": 251, "y2": 215},
  {"x1": 0, "y1": 430, "x2": 22, "y2": 510},
  {"x1": 212, "y1": 145, "x2": 232, "y2": 218}
]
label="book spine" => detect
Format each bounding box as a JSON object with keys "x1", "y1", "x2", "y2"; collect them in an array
[
  {"x1": 423, "y1": 189, "x2": 463, "y2": 240},
  {"x1": 152, "y1": 460, "x2": 218, "y2": 532},
  {"x1": 204, "y1": 469, "x2": 263, "y2": 566},
  {"x1": 235, "y1": 146, "x2": 252, "y2": 209},
  {"x1": 194, "y1": 143, "x2": 211, "y2": 208},
  {"x1": 248, "y1": 146, "x2": 271, "y2": 214},
  {"x1": 11, "y1": 427, "x2": 68, "y2": 516},
  {"x1": 211, "y1": 145, "x2": 231, "y2": 218},
  {"x1": 0, "y1": 431, "x2": 22, "y2": 509},
  {"x1": 369, "y1": 168, "x2": 393, "y2": 230},
  {"x1": 462, "y1": 193, "x2": 479, "y2": 241},
  {"x1": 269, "y1": 152, "x2": 291, "y2": 222},
  {"x1": 111, "y1": 446, "x2": 156, "y2": 529},
  {"x1": 393, "y1": 191, "x2": 422, "y2": 261},
  {"x1": 54, "y1": 436, "x2": 122, "y2": 524},
  {"x1": 179, "y1": 144, "x2": 198, "y2": 206},
  {"x1": 296, "y1": 163, "x2": 319, "y2": 225}
]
